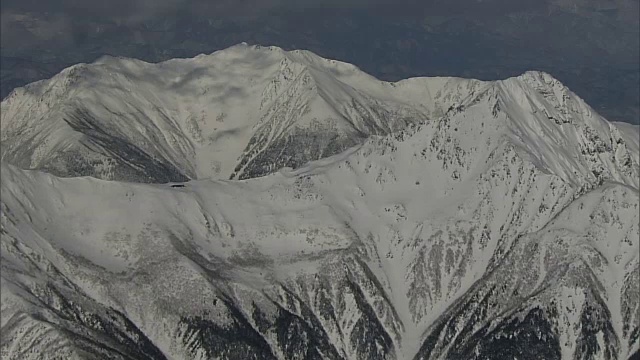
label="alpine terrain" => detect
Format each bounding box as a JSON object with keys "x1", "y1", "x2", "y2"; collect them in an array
[{"x1": 1, "y1": 43, "x2": 638, "y2": 360}]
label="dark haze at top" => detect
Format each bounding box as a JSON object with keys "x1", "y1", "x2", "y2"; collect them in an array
[{"x1": 1, "y1": 0, "x2": 638, "y2": 124}]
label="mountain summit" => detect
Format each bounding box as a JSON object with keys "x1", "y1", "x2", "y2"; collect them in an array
[
  {"x1": 1, "y1": 43, "x2": 436, "y2": 182},
  {"x1": 5, "y1": 43, "x2": 634, "y2": 184},
  {"x1": 1, "y1": 44, "x2": 638, "y2": 360}
]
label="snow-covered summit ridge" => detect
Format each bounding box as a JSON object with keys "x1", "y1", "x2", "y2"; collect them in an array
[
  {"x1": 2, "y1": 42, "x2": 636, "y2": 185},
  {"x1": 1, "y1": 43, "x2": 640, "y2": 360}
]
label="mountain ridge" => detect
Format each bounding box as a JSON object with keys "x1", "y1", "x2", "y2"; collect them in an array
[
  {"x1": 1, "y1": 44, "x2": 639, "y2": 360},
  {"x1": 5, "y1": 43, "x2": 634, "y2": 184}
]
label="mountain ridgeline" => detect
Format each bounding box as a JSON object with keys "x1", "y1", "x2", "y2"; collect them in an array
[{"x1": 1, "y1": 44, "x2": 638, "y2": 360}]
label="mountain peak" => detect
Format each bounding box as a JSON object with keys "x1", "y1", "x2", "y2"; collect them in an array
[
  {"x1": 2, "y1": 45, "x2": 639, "y2": 360},
  {"x1": 1, "y1": 44, "x2": 636, "y2": 185},
  {"x1": 517, "y1": 69, "x2": 561, "y2": 83}
]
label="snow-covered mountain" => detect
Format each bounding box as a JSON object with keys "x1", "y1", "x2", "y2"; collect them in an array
[
  {"x1": 1, "y1": 42, "x2": 478, "y2": 182},
  {"x1": 1, "y1": 44, "x2": 638, "y2": 360}
]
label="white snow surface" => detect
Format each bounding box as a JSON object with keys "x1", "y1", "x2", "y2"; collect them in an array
[
  {"x1": 1, "y1": 43, "x2": 466, "y2": 181},
  {"x1": 6, "y1": 43, "x2": 633, "y2": 184},
  {"x1": 1, "y1": 43, "x2": 639, "y2": 360}
]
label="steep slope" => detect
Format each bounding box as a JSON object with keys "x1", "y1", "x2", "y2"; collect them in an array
[
  {"x1": 414, "y1": 183, "x2": 639, "y2": 360},
  {"x1": 1, "y1": 43, "x2": 485, "y2": 183},
  {"x1": 2, "y1": 61, "x2": 639, "y2": 359}
]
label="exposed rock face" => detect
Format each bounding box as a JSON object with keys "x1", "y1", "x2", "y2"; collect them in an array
[{"x1": 1, "y1": 45, "x2": 638, "y2": 360}]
